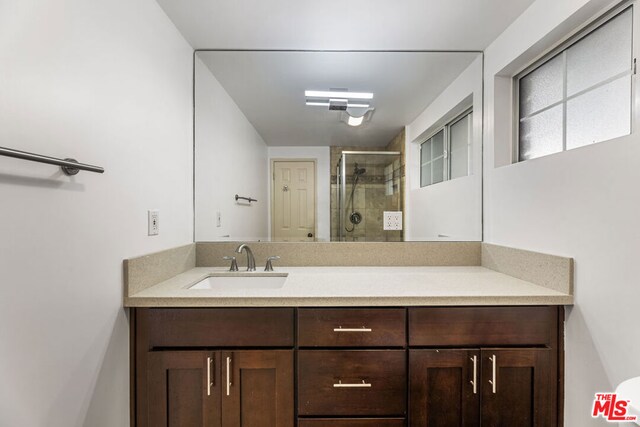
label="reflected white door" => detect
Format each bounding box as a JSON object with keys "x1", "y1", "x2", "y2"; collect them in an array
[{"x1": 272, "y1": 161, "x2": 316, "y2": 241}]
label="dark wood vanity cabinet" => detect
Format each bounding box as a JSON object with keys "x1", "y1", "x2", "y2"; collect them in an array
[
  {"x1": 409, "y1": 348, "x2": 554, "y2": 427},
  {"x1": 408, "y1": 307, "x2": 560, "y2": 427},
  {"x1": 146, "y1": 349, "x2": 293, "y2": 427},
  {"x1": 297, "y1": 308, "x2": 408, "y2": 425},
  {"x1": 132, "y1": 306, "x2": 562, "y2": 427},
  {"x1": 134, "y1": 308, "x2": 295, "y2": 427}
]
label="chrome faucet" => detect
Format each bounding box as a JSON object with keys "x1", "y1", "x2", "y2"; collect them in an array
[{"x1": 236, "y1": 243, "x2": 256, "y2": 271}]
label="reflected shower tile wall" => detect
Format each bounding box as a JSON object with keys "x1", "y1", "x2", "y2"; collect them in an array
[
  {"x1": 365, "y1": 185, "x2": 386, "y2": 210},
  {"x1": 330, "y1": 130, "x2": 405, "y2": 241}
]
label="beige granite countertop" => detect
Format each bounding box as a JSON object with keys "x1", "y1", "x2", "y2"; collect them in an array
[{"x1": 124, "y1": 266, "x2": 573, "y2": 307}]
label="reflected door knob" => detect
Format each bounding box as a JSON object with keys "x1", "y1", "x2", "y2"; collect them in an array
[{"x1": 307, "y1": 233, "x2": 313, "y2": 238}]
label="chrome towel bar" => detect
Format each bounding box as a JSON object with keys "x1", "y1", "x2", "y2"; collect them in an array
[{"x1": 0, "y1": 146, "x2": 104, "y2": 175}]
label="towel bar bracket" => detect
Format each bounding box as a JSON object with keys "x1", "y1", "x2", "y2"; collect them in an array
[{"x1": 61, "y1": 158, "x2": 80, "y2": 176}]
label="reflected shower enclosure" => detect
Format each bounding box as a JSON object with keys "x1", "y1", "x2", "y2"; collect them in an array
[{"x1": 334, "y1": 151, "x2": 403, "y2": 241}]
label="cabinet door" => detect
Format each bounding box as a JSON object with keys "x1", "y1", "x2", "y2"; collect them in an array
[
  {"x1": 409, "y1": 350, "x2": 480, "y2": 427},
  {"x1": 221, "y1": 350, "x2": 294, "y2": 427},
  {"x1": 481, "y1": 348, "x2": 555, "y2": 427},
  {"x1": 147, "y1": 351, "x2": 221, "y2": 427}
]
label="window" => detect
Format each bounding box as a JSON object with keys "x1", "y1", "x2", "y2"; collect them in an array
[
  {"x1": 420, "y1": 109, "x2": 472, "y2": 187},
  {"x1": 517, "y1": 6, "x2": 634, "y2": 161}
]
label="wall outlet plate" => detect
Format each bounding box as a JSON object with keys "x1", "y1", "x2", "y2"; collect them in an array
[
  {"x1": 384, "y1": 211, "x2": 403, "y2": 231},
  {"x1": 148, "y1": 210, "x2": 159, "y2": 236}
]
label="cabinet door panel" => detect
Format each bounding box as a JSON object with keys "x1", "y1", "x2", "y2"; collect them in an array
[
  {"x1": 409, "y1": 307, "x2": 557, "y2": 347},
  {"x1": 145, "y1": 308, "x2": 294, "y2": 347},
  {"x1": 409, "y1": 350, "x2": 480, "y2": 427},
  {"x1": 147, "y1": 351, "x2": 220, "y2": 427},
  {"x1": 481, "y1": 349, "x2": 555, "y2": 427},
  {"x1": 221, "y1": 350, "x2": 294, "y2": 427}
]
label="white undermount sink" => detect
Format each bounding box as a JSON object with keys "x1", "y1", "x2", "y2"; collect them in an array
[{"x1": 189, "y1": 274, "x2": 288, "y2": 290}]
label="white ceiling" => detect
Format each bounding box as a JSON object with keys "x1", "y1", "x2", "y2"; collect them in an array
[
  {"x1": 156, "y1": 0, "x2": 535, "y2": 51},
  {"x1": 198, "y1": 51, "x2": 479, "y2": 147}
]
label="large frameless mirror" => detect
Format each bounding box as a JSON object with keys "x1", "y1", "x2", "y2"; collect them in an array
[{"x1": 194, "y1": 50, "x2": 483, "y2": 242}]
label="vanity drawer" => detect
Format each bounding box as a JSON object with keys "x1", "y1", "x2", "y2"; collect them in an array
[
  {"x1": 408, "y1": 306, "x2": 558, "y2": 347},
  {"x1": 142, "y1": 308, "x2": 294, "y2": 348},
  {"x1": 298, "y1": 350, "x2": 406, "y2": 416},
  {"x1": 298, "y1": 419, "x2": 405, "y2": 427},
  {"x1": 297, "y1": 308, "x2": 406, "y2": 347}
]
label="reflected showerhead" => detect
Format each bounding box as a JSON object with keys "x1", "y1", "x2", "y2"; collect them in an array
[{"x1": 354, "y1": 164, "x2": 366, "y2": 176}]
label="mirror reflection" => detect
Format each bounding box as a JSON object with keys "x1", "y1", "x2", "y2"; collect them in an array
[{"x1": 194, "y1": 51, "x2": 483, "y2": 242}]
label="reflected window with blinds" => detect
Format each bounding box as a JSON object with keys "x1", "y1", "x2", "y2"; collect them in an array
[{"x1": 420, "y1": 109, "x2": 472, "y2": 187}]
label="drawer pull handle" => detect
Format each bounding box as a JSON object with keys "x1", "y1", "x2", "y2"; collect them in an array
[
  {"x1": 333, "y1": 326, "x2": 372, "y2": 332},
  {"x1": 333, "y1": 380, "x2": 372, "y2": 388}
]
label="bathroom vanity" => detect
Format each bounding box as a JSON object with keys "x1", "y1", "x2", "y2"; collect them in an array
[
  {"x1": 125, "y1": 243, "x2": 572, "y2": 427},
  {"x1": 124, "y1": 243, "x2": 573, "y2": 427},
  {"x1": 130, "y1": 305, "x2": 562, "y2": 427}
]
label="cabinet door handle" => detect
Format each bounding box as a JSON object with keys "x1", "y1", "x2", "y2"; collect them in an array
[
  {"x1": 225, "y1": 356, "x2": 232, "y2": 396},
  {"x1": 333, "y1": 380, "x2": 372, "y2": 388},
  {"x1": 207, "y1": 356, "x2": 214, "y2": 396},
  {"x1": 488, "y1": 354, "x2": 497, "y2": 394},
  {"x1": 333, "y1": 326, "x2": 372, "y2": 332},
  {"x1": 470, "y1": 355, "x2": 477, "y2": 394}
]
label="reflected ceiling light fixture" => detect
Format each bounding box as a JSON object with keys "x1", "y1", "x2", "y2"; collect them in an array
[
  {"x1": 305, "y1": 101, "x2": 370, "y2": 108},
  {"x1": 346, "y1": 102, "x2": 370, "y2": 108},
  {"x1": 341, "y1": 107, "x2": 375, "y2": 128},
  {"x1": 305, "y1": 89, "x2": 373, "y2": 111},
  {"x1": 329, "y1": 98, "x2": 349, "y2": 111},
  {"x1": 305, "y1": 90, "x2": 374, "y2": 100},
  {"x1": 304, "y1": 88, "x2": 375, "y2": 127},
  {"x1": 347, "y1": 115, "x2": 365, "y2": 127}
]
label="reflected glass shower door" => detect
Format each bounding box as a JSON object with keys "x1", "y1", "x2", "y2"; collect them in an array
[{"x1": 336, "y1": 151, "x2": 403, "y2": 242}]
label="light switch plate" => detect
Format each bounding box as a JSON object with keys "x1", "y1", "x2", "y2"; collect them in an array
[{"x1": 383, "y1": 211, "x2": 403, "y2": 230}]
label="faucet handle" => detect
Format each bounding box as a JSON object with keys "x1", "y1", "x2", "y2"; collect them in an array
[
  {"x1": 264, "y1": 256, "x2": 280, "y2": 272},
  {"x1": 223, "y1": 256, "x2": 239, "y2": 272}
]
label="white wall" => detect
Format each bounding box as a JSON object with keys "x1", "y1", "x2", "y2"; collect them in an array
[
  {"x1": 0, "y1": 1, "x2": 193, "y2": 426},
  {"x1": 195, "y1": 57, "x2": 268, "y2": 241},
  {"x1": 405, "y1": 57, "x2": 483, "y2": 241},
  {"x1": 267, "y1": 146, "x2": 331, "y2": 241},
  {"x1": 483, "y1": 0, "x2": 640, "y2": 425}
]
